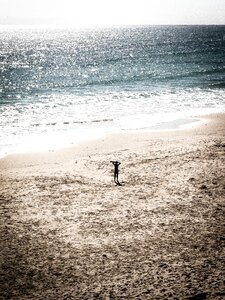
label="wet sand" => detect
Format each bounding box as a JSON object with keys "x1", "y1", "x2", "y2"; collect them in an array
[{"x1": 0, "y1": 114, "x2": 225, "y2": 299}]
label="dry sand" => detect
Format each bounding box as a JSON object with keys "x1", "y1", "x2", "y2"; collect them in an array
[{"x1": 0, "y1": 114, "x2": 225, "y2": 299}]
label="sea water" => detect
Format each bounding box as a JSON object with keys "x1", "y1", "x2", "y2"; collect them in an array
[{"x1": 0, "y1": 25, "x2": 225, "y2": 157}]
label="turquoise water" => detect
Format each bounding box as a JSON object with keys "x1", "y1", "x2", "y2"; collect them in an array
[{"x1": 0, "y1": 25, "x2": 225, "y2": 156}]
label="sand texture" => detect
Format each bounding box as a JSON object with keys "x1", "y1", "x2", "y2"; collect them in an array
[{"x1": 0, "y1": 114, "x2": 225, "y2": 299}]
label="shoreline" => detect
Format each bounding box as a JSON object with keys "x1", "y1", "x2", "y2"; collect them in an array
[
  {"x1": 0, "y1": 114, "x2": 209, "y2": 162},
  {"x1": 1, "y1": 112, "x2": 225, "y2": 299}
]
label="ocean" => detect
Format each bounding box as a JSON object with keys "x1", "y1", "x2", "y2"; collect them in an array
[{"x1": 0, "y1": 25, "x2": 225, "y2": 157}]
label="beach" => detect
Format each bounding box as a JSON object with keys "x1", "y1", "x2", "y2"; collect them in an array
[{"x1": 0, "y1": 113, "x2": 225, "y2": 299}]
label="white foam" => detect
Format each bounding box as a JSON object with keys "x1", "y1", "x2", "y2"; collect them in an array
[{"x1": 1, "y1": 89, "x2": 225, "y2": 158}]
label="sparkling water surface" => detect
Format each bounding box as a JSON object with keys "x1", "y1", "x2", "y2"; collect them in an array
[{"x1": 0, "y1": 25, "x2": 225, "y2": 156}]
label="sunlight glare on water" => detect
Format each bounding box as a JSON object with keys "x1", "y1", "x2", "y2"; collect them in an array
[{"x1": 0, "y1": 25, "x2": 225, "y2": 156}]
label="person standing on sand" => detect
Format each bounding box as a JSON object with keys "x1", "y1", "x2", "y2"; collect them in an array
[{"x1": 110, "y1": 161, "x2": 121, "y2": 184}]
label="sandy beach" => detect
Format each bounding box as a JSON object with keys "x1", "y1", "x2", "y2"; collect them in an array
[{"x1": 0, "y1": 114, "x2": 225, "y2": 299}]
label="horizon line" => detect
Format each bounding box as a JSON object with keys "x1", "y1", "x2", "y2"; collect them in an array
[{"x1": 0, "y1": 23, "x2": 225, "y2": 28}]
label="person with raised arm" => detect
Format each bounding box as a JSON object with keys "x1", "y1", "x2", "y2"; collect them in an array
[{"x1": 110, "y1": 160, "x2": 121, "y2": 184}]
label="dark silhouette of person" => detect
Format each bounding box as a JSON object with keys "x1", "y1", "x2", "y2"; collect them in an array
[{"x1": 110, "y1": 161, "x2": 121, "y2": 184}]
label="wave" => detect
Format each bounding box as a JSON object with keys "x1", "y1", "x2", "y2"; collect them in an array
[
  {"x1": 31, "y1": 118, "x2": 113, "y2": 127},
  {"x1": 208, "y1": 82, "x2": 225, "y2": 89},
  {"x1": 73, "y1": 118, "x2": 113, "y2": 124},
  {"x1": 158, "y1": 68, "x2": 225, "y2": 83}
]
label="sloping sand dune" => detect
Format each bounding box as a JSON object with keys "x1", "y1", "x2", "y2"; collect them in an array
[{"x1": 0, "y1": 114, "x2": 225, "y2": 299}]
